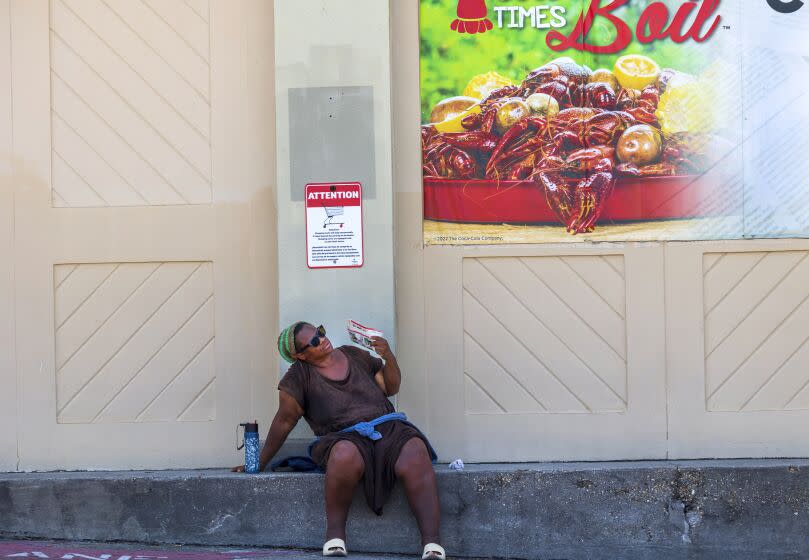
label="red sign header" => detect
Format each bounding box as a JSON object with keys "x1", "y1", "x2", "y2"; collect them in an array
[{"x1": 305, "y1": 183, "x2": 362, "y2": 208}]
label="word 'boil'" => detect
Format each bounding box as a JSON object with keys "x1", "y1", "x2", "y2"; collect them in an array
[{"x1": 547, "y1": 0, "x2": 722, "y2": 53}]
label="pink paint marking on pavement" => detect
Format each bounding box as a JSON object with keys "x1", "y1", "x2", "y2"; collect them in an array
[{"x1": 0, "y1": 543, "x2": 303, "y2": 560}]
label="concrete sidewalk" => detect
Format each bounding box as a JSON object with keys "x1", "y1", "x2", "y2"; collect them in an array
[{"x1": 3, "y1": 460, "x2": 809, "y2": 559}]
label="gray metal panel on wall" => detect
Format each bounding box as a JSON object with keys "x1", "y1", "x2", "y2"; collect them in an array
[
  {"x1": 288, "y1": 86, "x2": 376, "y2": 200},
  {"x1": 275, "y1": 1, "x2": 394, "y2": 438}
]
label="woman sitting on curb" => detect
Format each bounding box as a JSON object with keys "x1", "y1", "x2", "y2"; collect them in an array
[{"x1": 232, "y1": 322, "x2": 445, "y2": 560}]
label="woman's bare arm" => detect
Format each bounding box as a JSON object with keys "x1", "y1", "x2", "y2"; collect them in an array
[{"x1": 371, "y1": 337, "x2": 401, "y2": 396}]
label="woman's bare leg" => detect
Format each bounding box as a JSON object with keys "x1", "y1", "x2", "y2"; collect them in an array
[
  {"x1": 394, "y1": 437, "x2": 441, "y2": 548},
  {"x1": 324, "y1": 440, "x2": 365, "y2": 543}
]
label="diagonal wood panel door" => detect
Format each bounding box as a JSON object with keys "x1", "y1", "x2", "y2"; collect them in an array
[
  {"x1": 11, "y1": 0, "x2": 275, "y2": 470},
  {"x1": 423, "y1": 245, "x2": 667, "y2": 462},
  {"x1": 704, "y1": 251, "x2": 809, "y2": 412},
  {"x1": 53, "y1": 262, "x2": 216, "y2": 425},
  {"x1": 463, "y1": 256, "x2": 627, "y2": 414},
  {"x1": 667, "y1": 241, "x2": 809, "y2": 458}
]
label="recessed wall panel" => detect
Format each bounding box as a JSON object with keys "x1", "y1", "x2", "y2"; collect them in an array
[
  {"x1": 704, "y1": 251, "x2": 809, "y2": 412},
  {"x1": 54, "y1": 262, "x2": 216, "y2": 424},
  {"x1": 463, "y1": 256, "x2": 628, "y2": 414},
  {"x1": 49, "y1": 0, "x2": 212, "y2": 207}
]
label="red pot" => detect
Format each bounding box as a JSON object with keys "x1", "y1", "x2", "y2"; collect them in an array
[{"x1": 423, "y1": 175, "x2": 727, "y2": 224}]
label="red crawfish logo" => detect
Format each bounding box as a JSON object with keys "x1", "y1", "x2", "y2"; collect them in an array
[{"x1": 450, "y1": 0, "x2": 494, "y2": 34}]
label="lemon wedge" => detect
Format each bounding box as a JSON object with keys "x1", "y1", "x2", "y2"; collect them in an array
[
  {"x1": 462, "y1": 71, "x2": 515, "y2": 100},
  {"x1": 614, "y1": 54, "x2": 661, "y2": 91},
  {"x1": 433, "y1": 104, "x2": 482, "y2": 133},
  {"x1": 655, "y1": 81, "x2": 713, "y2": 135}
]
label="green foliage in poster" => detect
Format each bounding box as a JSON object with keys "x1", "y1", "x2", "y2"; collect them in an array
[{"x1": 420, "y1": 0, "x2": 710, "y2": 121}]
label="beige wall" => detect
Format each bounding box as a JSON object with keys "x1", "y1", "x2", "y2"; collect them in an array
[
  {"x1": 2, "y1": 0, "x2": 277, "y2": 471},
  {"x1": 391, "y1": 0, "x2": 430, "y2": 434},
  {"x1": 273, "y1": 0, "x2": 396, "y2": 440},
  {"x1": 2, "y1": 0, "x2": 809, "y2": 470},
  {"x1": 391, "y1": 0, "x2": 809, "y2": 461},
  {"x1": 666, "y1": 240, "x2": 809, "y2": 457},
  {"x1": 0, "y1": 0, "x2": 18, "y2": 472}
]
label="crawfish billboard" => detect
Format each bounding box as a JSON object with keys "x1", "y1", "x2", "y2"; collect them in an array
[{"x1": 420, "y1": 0, "x2": 809, "y2": 244}]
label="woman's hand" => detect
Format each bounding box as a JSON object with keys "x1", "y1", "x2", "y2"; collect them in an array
[
  {"x1": 371, "y1": 337, "x2": 401, "y2": 395},
  {"x1": 231, "y1": 465, "x2": 245, "y2": 472},
  {"x1": 371, "y1": 336, "x2": 394, "y2": 360}
]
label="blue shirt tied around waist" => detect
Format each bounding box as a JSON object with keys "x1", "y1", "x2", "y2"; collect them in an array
[
  {"x1": 270, "y1": 412, "x2": 437, "y2": 472},
  {"x1": 338, "y1": 411, "x2": 407, "y2": 440}
]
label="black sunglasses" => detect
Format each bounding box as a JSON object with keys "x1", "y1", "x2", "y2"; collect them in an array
[{"x1": 297, "y1": 325, "x2": 326, "y2": 352}]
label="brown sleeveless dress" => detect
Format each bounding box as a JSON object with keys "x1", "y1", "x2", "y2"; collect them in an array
[{"x1": 278, "y1": 345, "x2": 434, "y2": 515}]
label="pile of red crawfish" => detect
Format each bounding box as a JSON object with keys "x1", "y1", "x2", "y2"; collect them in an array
[{"x1": 422, "y1": 61, "x2": 707, "y2": 234}]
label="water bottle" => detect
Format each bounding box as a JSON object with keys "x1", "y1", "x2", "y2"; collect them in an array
[{"x1": 237, "y1": 421, "x2": 260, "y2": 473}]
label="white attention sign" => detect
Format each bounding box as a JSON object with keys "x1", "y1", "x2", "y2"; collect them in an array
[{"x1": 305, "y1": 182, "x2": 364, "y2": 269}]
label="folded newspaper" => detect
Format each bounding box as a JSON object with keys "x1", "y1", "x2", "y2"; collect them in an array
[{"x1": 347, "y1": 319, "x2": 383, "y2": 351}]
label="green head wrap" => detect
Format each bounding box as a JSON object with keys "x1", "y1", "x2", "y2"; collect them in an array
[{"x1": 277, "y1": 321, "x2": 307, "y2": 363}]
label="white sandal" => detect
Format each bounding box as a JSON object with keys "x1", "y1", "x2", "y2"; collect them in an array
[
  {"x1": 323, "y1": 538, "x2": 347, "y2": 557},
  {"x1": 422, "y1": 543, "x2": 446, "y2": 559}
]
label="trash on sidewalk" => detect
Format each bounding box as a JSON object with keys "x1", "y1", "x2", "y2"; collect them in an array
[{"x1": 449, "y1": 458, "x2": 464, "y2": 471}]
